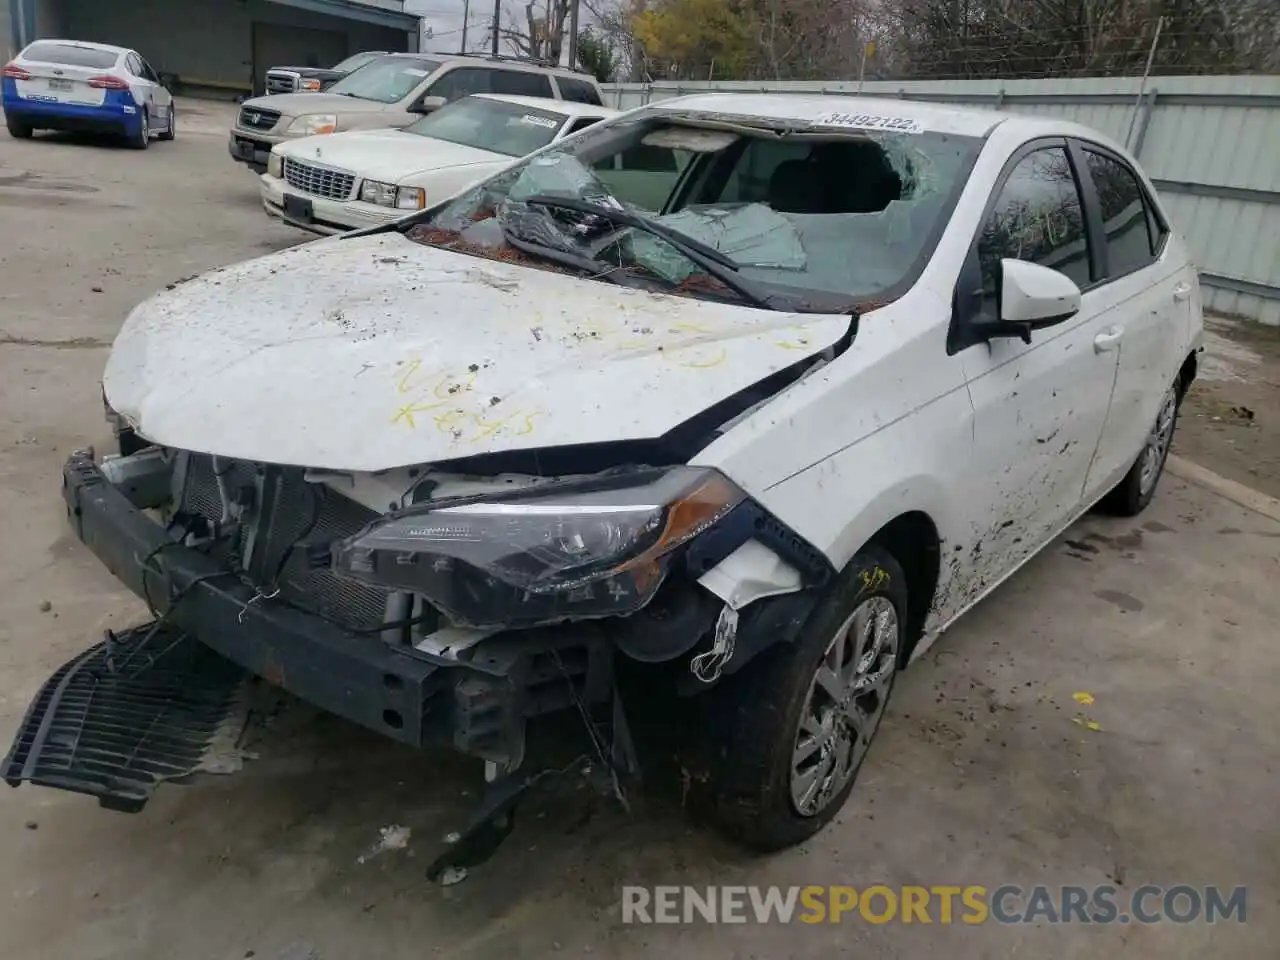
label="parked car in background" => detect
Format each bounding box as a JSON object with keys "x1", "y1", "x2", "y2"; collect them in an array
[
  {"x1": 262, "y1": 94, "x2": 617, "y2": 234},
  {"x1": 229, "y1": 52, "x2": 604, "y2": 173},
  {"x1": 2, "y1": 39, "x2": 174, "y2": 147},
  {"x1": 14, "y1": 95, "x2": 1203, "y2": 861},
  {"x1": 264, "y1": 50, "x2": 387, "y2": 95}
]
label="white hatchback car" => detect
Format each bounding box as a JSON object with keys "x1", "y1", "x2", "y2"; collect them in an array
[
  {"x1": 2, "y1": 39, "x2": 174, "y2": 147},
  {"x1": 260, "y1": 94, "x2": 618, "y2": 234},
  {"x1": 15, "y1": 95, "x2": 1202, "y2": 861}
]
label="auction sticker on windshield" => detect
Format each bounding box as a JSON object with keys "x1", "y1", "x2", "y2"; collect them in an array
[
  {"x1": 812, "y1": 112, "x2": 924, "y2": 134},
  {"x1": 521, "y1": 114, "x2": 559, "y2": 128}
]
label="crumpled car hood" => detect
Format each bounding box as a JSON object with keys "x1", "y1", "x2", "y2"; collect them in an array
[{"x1": 103, "y1": 232, "x2": 851, "y2": 472}]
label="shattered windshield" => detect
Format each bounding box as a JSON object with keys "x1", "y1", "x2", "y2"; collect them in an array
[
  {"x1": 403, "y1": 97, "x2": 566, "y2": 156},
  {"x1": 402, "y1": 111, "x2": 982, "y2": 310}
]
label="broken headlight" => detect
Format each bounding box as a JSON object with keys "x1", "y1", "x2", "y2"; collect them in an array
[{"x1": 331, "y1": 467, "x2": 745, "y2": 628}]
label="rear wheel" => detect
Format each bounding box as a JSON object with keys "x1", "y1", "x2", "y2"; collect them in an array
[
  {"x1": 6, "y1": 117, "x2": 33, "y2": 139},
  {"x1": 157, "y1": 104, "x2": 175, "y2": 141},
  {"x1": 1097, "y1": 379, "x2": 1181, "y2": 517},
  {"x1": 692, "y1": 546, "x2": 907, "y2": 851},
  {"x1": 128, "y1": 110, "x2": 150, "y2": 150}
]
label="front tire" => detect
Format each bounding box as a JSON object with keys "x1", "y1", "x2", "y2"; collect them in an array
[
  {"x1": 693, "y1": 546, "x2": 908, "y2": 851},
  {"x1": 157, "y1": 104, "x2": 175, "y2": 141},
  {"x1": 6, "y1": 117, "x2": 33, "y2": 139},
  {"x1": 1097, "y1": 379, "x2": 1181, "y2": 517}
]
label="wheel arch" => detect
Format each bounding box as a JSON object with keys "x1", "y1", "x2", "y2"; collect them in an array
[
  {"x1": 863, "y1": 510, "x2": 942, "y2": 666},
  {"x1": 1177, "y1": 348, "x2": 1198, "y2": 400}
]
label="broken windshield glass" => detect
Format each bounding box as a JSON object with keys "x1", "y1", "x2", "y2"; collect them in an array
[{"x1": 404, "y1": 113, "x2": 983, "y2": 309}]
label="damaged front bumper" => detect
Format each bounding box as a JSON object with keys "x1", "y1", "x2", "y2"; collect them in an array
[{"x1": 8, "y1": 453, "x2": 613, "y2": 797}]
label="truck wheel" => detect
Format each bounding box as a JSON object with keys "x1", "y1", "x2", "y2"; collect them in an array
[
  {"x1": 1097, "y1": 379, "x2": 1181, "y2": 517},
  {"x1": 7, "y1": 117, "x2": 33, "y2": 139},
  {"x1": 694, "y1": 545, "x2": 907, "y2": 851}
]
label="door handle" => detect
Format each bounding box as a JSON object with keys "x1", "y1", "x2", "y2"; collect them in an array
[
  {"x1": 1173, "y1": 282, "x2": 1193, "y2": 302},
  {"x1": 1093, "y1": 327, "x2": 1124, "y2": 353}
]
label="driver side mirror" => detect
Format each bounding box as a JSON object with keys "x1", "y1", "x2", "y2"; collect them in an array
[
  {"x1": 978, "y1": 258, "x2": 1082, "y2": 344},
  {"x1": 410, "y1": 95, "x2": 447, "y2": 114}
]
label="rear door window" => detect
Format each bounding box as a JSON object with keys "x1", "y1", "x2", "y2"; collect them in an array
[
  {"x1": 555, "y1": 77, "x2": 603, "y2": 105},
  {"x1": 428, "y1": 67, "x2": 494, "y2": 102},
  {"x1": 1083, "y1": 149, "x2": 1165, "y2": 277},
  {"x1": 489, "y1": 70, "x2": 554, "y2": 98}
]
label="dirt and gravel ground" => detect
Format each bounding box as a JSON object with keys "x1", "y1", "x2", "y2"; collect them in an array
[
  {"x1": 1175, "y1": 316, "x2": 1280, "y2": 500},
  {"x1": 1, "y1": 99, "x2": 1278, "y2": 960}
]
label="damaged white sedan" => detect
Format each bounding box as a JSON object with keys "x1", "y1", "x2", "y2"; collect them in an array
[{"x1": 6, "y1": 94, "x2": 1203, "y2": 864}]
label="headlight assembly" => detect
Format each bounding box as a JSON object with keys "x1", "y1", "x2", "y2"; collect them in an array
[
  {"x1": 287, "y1": 114, "x2": 337, "y2": 136},
  {"x1": 359, "y1": 181, "x2": 424, "y2": 209},
  {"x1": 266, "y1": 150, "x2": 283, "y2": 179},
  {"x1": 331, "y1": 467, "x2": 745, "y2": 628},
  {"x1": 360, "y1": 179, "x2": 394, "y2": 205}
]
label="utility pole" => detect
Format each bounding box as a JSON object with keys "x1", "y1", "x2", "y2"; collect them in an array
[
  {"x1": 491, "y1": 0, "x2": 501, "y2": 56},
  {"x1": 461, "y1": 0, "x2": 470, "y2": 52},
  {"x1": 567, "y1": 0, "x2": 581, "y2": 69}
]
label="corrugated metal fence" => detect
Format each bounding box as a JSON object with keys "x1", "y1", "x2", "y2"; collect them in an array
[{"x1": 604, "y1": 76, "x2": 1280, "y2": 325}]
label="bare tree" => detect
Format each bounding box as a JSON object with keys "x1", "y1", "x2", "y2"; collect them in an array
[
  {"x1": 632, "y1": 0, "x2": 1278, "y2": 81},
  {"x1": 500, "y1": 0, "x2": 573, "y2": 63}
]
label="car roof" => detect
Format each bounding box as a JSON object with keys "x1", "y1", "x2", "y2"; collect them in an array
[
  {"x1": 388, "y1": 51, "x2": 599, "y2": 81},
  {"x1": 471, "y1": 94, "x2": 618, "y2": 117},
  {"x1": 23, "y1": 39, "x2": 129, "y2": 56},
  {"x1": 645, "y1": 93, "x2": 1010, "y2": 138},
  {"x1": 647, "y1": 92, "x2": 1127, "y2": 145}
]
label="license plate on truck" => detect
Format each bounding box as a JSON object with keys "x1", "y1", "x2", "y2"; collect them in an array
[{"x1": 48, "y1": 78, "x2": 73, "y2": 91}]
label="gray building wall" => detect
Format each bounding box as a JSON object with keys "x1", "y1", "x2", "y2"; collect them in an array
[
  {"x1": 605, "y1": 76, "x2": 1280, "y2": 326},
  {"x1": 32, "y1": 0, "x2": 59, "y2": 36}
]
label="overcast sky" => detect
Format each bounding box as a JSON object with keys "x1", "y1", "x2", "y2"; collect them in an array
[
  {"x1": 407, "y1": 0, "x2": 524, "y2": 55},
  {"x1": 406, "y1": 0, "x2": 597, "y2": 57}
]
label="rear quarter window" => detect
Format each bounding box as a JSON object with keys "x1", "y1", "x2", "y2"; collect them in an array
[
  {"x1": 555, "y1": 77, "x2": 603, "y2": 105},
  {"x1": 23, "y1": 42, "x2": 119, "y2": 69}
]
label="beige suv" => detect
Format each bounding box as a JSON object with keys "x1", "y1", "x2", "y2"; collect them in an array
[{"x1": 229, "y1": 53, "x2": 605, "y2": 173}]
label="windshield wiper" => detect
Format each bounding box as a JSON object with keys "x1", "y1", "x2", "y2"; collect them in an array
[
  {"x1": 499, "y1": 226, "x2": 628, "y2": 285},
  {"x1": 518, "y1": 194, "x2": 778, "y2": 310}
]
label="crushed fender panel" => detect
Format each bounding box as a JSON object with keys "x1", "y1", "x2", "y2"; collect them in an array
[{"x1": 2, "y1": 623, "x2": 249, "y2": 811}]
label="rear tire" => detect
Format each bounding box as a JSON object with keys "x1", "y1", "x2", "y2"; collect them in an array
[
  {"x1": 157, "y1": 104, "x2": 175, "y2": 141},
  {"x1": 128, "y1": 110, "x2": 150, "y2": 150},
  {"x1": 691, "y1": 546, "x2": 908, "y2": 852},
  {"x1": 6, "y1": 118, "x2": 33, "y2": 139},
  {"x1": 1097, "y1": 379, "x2": 1181, "y2": 517}
]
